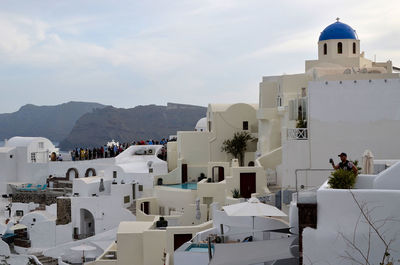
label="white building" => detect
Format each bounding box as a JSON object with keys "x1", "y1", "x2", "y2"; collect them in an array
[
  {"x1": 302, "y1": 160, "x2": 400, "y2": 264},
  {"x1": 256, "y1": 19, "x2": 400, "y2": 191},
  {"x1": 0, "y1": 137, "x2": 58, "y2": 194}
]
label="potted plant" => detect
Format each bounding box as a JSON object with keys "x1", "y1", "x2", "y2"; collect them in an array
[
  {"x1": 231, "y1": 188, "x2": 241, "y2": 198},
  {"x1": 328, "y1": 169, "x2": 357, "y2": 189}
]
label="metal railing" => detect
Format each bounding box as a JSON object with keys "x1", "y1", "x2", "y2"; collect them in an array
[
  {"x1": 295, "y1": 168, "x2": 334, "y2": 192},
  {"x1": 287, "y1": 128, "x2": 308, "y2": 140}
]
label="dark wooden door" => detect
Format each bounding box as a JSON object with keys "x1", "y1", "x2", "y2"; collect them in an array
[
  {"x1": 182, "y1": 164, "x2": 188, "y2": 183},
  {"x1": 141, "y1": 201, "x2": 150, "y2": 215},
  {"x1": 240, "y1": 173, "x2": 256, "y2": 198},
  {"x1": 174, "y1": 233, "x2": 193, "y2": 250},
  {"x1": 132, "y1": 184, "x2": 136, "y2": 199},
  {"x1": 218, "y1": 167, "x2": 225, "y2": 182}
]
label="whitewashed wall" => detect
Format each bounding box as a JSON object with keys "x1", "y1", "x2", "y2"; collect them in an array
[{"x1": 303, "y1": 182, "x2": 400, "y2": 264}]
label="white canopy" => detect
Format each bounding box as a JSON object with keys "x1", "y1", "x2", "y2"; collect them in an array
[
  {"x1": 9, "y1": 224, "x2": 27, "y2": 231},
  {"x1": 362, "y1": 149, "x2": 374, "y2": 174},
  {"x1": 223, "y1": 198, "x2": 286, "y2": 217},
  {"x1": 70, "y1": 244, "x2": 97, "y2": 252}
]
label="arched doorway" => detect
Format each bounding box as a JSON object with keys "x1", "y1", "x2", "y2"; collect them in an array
[
  {"x1": 66, "y1": 168, "x2": 79, "y2": 180},
  {"x1": 85, "y1": 168, "x2": 97, "y2": 177},
  {"x1": 80, "y1": 208, "x2": 95, "y2": 238}
]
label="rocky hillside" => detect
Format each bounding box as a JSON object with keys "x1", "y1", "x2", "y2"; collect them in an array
[
  {"x1": 59, "y1": 103, "x2": 207, "y2": 150},
  {"x1": 0, "y1": 102, "x2": 106, "y2": 142}
]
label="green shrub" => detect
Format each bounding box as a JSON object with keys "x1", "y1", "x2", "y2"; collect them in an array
[
  {"x1": 231, "y1": 188, "x2": 241, "y2": 198},
  {"x1": 328, "y1": 169, "x2": 357, "y2": 189}
]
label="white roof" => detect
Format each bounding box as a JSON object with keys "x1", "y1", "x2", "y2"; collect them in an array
[
  {"x1": 76, "y1": 176, "x2": 104, "y2": 184},
  {"x1": 209, "y1": 237, "x2": 296, "y2": 265},
  {"x1": 22, "y1": 210, "x2": 56, "y2": 221},
  {"x1": 6, "y1": 136, "x2": 49, "y2": 147},
  {"x1": 209, "y1": 103, "x2": 258, "y2": 113},
  {"x1": 0, "y1": 147, "x2": 15, "y2": 153},
  {"x1": 195, "y1": 117, "x2": 207, "y2": 129},
  {"x1": 118, "y1": 221, "x2": 153, "y2": 234}
]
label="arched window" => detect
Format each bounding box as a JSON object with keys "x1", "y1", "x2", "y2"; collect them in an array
[
  {"x1": 353, "y1": 42, "x2": 356, "y2": 54},
  {"x1": 338, "y1": 42, "x2": 343, "y2": 54},
  {"x1": 323, "y1": 43, "x2": 327, "y2": 55}
]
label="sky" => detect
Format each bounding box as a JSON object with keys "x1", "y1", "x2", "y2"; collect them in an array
[{"x1": 0, "y1": 0, "x2": 400, "y2": 113}]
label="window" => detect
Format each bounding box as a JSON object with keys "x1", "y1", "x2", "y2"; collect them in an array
[
  {"x1": 338, "y1": 42, "x2": 343, "y2": 54},
  {"x1": 301, "y1": 87, "x2": 306, "y2": 97},
  {"x1": 276, "y1": 96, "x2": 282, "y2": 107},
  {"x1": 38, "y1": 142, "x2": 44, "y2": 149},
  {"x1": 31, "y1": 153, "x2": 36, "y2": 163},
  {"x1": 353, "y1": 42, "x2": 356, "y2": 54},
  {"x1": 124, "y1": 196, "x2": 130, "y2": 204},
  {"x1": 113, "y1": 171, "x2": 117, "y2": 178},
  {"x1": 243, "y1": 121, "x2": 249, "y2": 130},
  {"x1": 323, "y1": 43, "x2": 327, "y2": 55},
  {"x1": 208, "y1": 121, "x2": 212, "y2": 132},
  {"x1": 16, "y1": 210, "x2": 24, "y2": 216}
]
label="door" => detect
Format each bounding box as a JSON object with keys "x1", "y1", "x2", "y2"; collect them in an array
[
  {"x1": 182, "y1": 164, "x2": 188, "y2": 183},
  {"x1": 240, "y1": 173, "x2": 256, "y2": 198},
  {"x1": 80, "y1": 209, "x2": 95, "y2": 238},
  {"x1": 174, "y1": 234, "x2": 193, "y2": 250},
  {"x1": 141, "y1": 201, "x2": 150, "y2": 215},
  {"x1": 218, "y1": 167, "x2": 225, "y2": 182},
  {"x1": 132, "y1": 184, "x2": 136, "y2": 200}
]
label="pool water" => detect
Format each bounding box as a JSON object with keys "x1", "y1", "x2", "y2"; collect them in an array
[
  {"x1": 186, "y1": 243, "x2": 214, "y2": 253},
  {"x1": 166, "y1": 183, "x2": 197, "y2": 190}
]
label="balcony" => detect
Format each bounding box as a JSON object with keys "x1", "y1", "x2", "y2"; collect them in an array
[{"x1": 287, "y1": 128, "x2": 308, "y2": 140}]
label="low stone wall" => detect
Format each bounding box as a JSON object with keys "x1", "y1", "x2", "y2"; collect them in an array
[{"x1": 12, "y1": 192, "x2": 62, "y2": 205}]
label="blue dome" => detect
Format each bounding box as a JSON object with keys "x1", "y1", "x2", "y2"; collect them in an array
[{"x1": 319, "y1": 21, "x2": 357, "y2": 41}]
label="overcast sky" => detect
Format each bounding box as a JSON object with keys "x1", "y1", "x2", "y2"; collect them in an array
[{"x1": 0, "y1": 0, "x2": 399, "y2": 113}]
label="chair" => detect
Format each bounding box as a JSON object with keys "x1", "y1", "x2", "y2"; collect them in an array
[
  {"x1": 242, "y1": 236, "x2": 253, "y2": 242},
  {"x1": 21, "y1": 184, "x2": 33, "y2": 191}
]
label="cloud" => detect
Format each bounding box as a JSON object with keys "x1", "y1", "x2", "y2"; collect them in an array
[{"x1": 0, "y1": 0, "x2": 400, "y2": 113}]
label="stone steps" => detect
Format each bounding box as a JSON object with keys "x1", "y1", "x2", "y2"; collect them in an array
[
  {"x1": 32, "y1": 253, "x2": 58, "y2": 265},
  {"x1": 127, "y1": 200, "x2": 136, "y2": 215}
]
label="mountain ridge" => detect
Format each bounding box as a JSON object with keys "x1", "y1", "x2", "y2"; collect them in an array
[
  {"x1": 59, "y1": 102, "x2": 207, "y2": 150},
  {"x1": 0, "y1": 101, "x2": 107, "y2": 142}
]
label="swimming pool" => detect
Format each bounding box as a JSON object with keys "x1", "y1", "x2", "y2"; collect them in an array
[
  {"x1": 166, "y1": 183, "x2": 197, "y2": 190},
  {"x1": 185, "y1": 243, "x2": 214, "y2": 253}
]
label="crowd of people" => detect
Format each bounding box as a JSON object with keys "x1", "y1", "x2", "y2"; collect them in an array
[{"x1": 70, "y1": 138, "x2": 172, "y2": 161}]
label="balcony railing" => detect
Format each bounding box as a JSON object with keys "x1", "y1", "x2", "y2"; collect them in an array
[{"x1": 287, "y1": 128, "x2": 308, "y2": 140}]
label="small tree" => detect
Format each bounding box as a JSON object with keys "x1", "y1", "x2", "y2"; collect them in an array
[
  {"x1": 221, "y1": 131, "x2": 254, "y2": 166},
  {"x1": 328, "y1": 169, "x2": 357, "y2": 189}
]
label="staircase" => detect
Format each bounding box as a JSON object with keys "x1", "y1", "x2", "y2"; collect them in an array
[
  {"x1": 127, "y1": 200, "x2": 136, "y2": 215},
  {"x1": 32, "y1": 253, "x2": 58, "y2": 265}
]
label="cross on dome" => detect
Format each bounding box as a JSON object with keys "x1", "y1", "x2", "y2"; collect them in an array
[{"x1": 336, "y1": 17, "x2": 340, "y2": 22}]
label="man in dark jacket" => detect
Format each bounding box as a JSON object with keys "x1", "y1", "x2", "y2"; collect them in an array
[{"x1": 330, "y1": 152, "x2": 358, "y2": 175}]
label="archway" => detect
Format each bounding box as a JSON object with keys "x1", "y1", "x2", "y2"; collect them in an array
[
  {"x1": 85, "y1": 168, "x2": 97, "y2": 177},
  {"x1": 80, "y1": 208, "x2": 95, "y2": 238},
  {"x1": 212, "y1": 166, "x2": 224, "y2": 182},
  {"x1": 66, "y1": 168, "x2": 79, "y2": 180}
]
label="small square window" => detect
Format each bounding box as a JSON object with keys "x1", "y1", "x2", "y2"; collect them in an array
[
  {"x1": 16, "y1": 210, "x2": 24, "y2": 216},
  {"x1": 243, "y1": 121, "x2": 249, "y2": 130}
]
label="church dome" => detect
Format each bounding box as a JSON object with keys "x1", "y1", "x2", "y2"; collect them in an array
[{"x1": 319, "y1": 21, "x2": 358, "y2": 41}]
